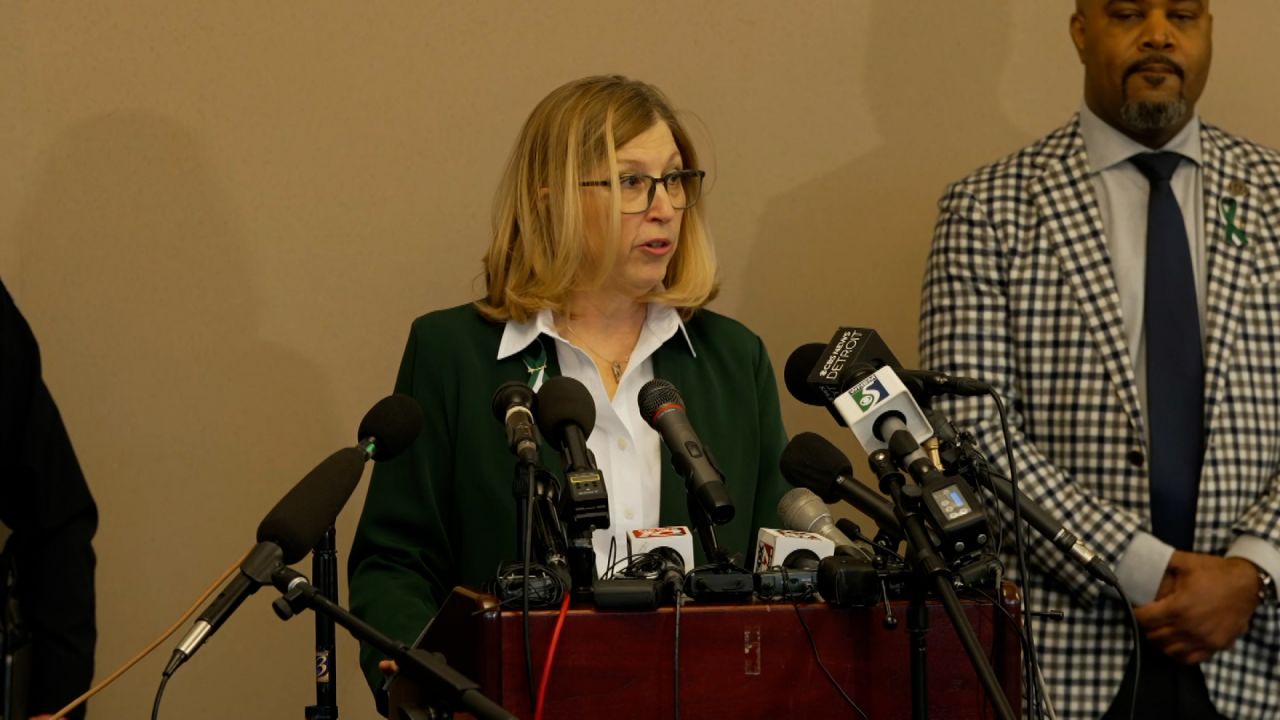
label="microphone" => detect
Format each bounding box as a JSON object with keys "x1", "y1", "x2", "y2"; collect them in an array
[
  {"x1": 491, "y1": 381, "x2": 539, "y2": 465},
  {"x1": 754, "y1": 527, "x2": 834, "y2": 570},
  {"x1": 776, "y1": 488, "x2": 858, "y2": 550},
  {"x1": 626, "y1": 527, "x2": 695, "y2": 574},
  {"x1": 784, "y1": 337, "x2": 990, "y2": 412},
  {"x1": 784, "y1": 341, "x2": 934, "y2": 451},
  {"x1": 978, "y1": 469, "x2": 1118, "y2": 585},
  {"x1": 835, "y1": 365, "x2": 934, "y2": 452},
  {"x1": 535, "y1": 377, "x2": 607, "y2": 590},
  {"x1": 165, "y1": 396, "x2": 422, "y2": 677},
  {"x1": 355, "y1": 393, "x2": 425, "y2": 461},
  {"x1": 794, "y1": 328, "x2": 903, "y2": 406},
  {"x1": 535, "y1": 376, "x2": 597, "y2": 474},
  {"x1": 780, "y1": 432, "x2": 904, "y2": 544},
  {"x1": 638, "y1": 379, "x2": 734, "y2": 525}
]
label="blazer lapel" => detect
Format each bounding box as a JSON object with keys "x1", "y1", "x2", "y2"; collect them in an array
[
  {"x1": 1035, "y1": 122, "x2": 1147, "y2": 439},
  {"x1": 1200, "y1": 127, "x2": 1257, "y2": 429}
]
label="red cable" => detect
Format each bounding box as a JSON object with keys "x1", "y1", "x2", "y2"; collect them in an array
[{"x1": 533, "y1": 592, "x2": 572, "y2": 720}]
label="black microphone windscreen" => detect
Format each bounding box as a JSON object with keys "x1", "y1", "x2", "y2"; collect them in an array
[
  {"x1": 257, "y1": 447, "x2": 367, "y2": 564},
  {"x1": 780, "y1": 432, "x2": 854, "y2": 501},
  {"x1": 783, "y1": 343, "x2": 830, "y2": 406},
  {"x1": 637, "y1": 378, "x2": 682, "y2": 425},
  {"x1": 491, "y1": 381, "x2": 535, "y2": 422},
  {"x1": 357, "y1": 394, "x2": 424, "y2": 461},
  {"x1": 535, "y1": 376, "x2": 596, "y2": 447}
]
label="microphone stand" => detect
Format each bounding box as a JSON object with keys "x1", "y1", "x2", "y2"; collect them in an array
[
  {"x1": 271, "y1": 567, "x2": 515, "y2": 720},
  {"x1": 870, "y1": 450, "x2": 1016, "y2": 720},
  {"x1": 306, "y1": 526, "x2": 339, "y2": 720}
]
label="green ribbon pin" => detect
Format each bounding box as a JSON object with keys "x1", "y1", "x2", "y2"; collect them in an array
[{"x1": 1219, "y1": 197, "x2": 1248, "y2": 246}]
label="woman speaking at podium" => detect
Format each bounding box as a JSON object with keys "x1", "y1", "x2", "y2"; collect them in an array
[{"x1": 347, "y1": 75, "x2": 788, "y2": 709}]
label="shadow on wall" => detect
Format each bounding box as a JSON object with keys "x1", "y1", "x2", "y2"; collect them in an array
[
  {"x1": 744, "y1": 1, "x2": 1033, "y2": 455},
  {"x1": 11, "y1": 112, "x2": 341, "y2": 716}
]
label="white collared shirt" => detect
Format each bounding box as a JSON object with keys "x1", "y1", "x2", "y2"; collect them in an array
[
  {"x1": 1079, "y1": 105, "x2": 1280, "y2": 602},
  {"x1": 497, "y1": 304, "x2": 695, "y2": 575},
  {"x1": 1079, "y1": 102, "x2": 1206, "y2": 397}
]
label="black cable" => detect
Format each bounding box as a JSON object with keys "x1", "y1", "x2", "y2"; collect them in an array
[
  {"x1": 151, "y1": 672, "x2": 171, "y2": 720},
  {"x1": 1122, "y1": 600, "x2": 1141, "y2": 720},
  {"x1": 970, "y1": 584, "x2": 1052, "y2": 719},
  {"x1": 991, "y1": 389, "x2": 1043, "y2": 720},
  {"x1": 522, "y1": 462, "x2": 536, "y2": 713},
  {"x1": 790, "y1": 602, "x2": 869, "y2": 720}
]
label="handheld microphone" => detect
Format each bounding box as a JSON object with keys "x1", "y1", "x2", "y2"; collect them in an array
[
  {"x1": 165, "y1": 396, "x2": 422, "y2": 677},
  {"x1": 638, "y1": 379, "x2": 734, "y2": 525},
  {"x1": 491, "y1": 381, "x2": 539, "y2": 465},
  {"x1": 780, "y1": 432, "x2": 905, "y2": 545},
  {"x1": 776, "y1": 488, "x2": 858, "y2": 550}
]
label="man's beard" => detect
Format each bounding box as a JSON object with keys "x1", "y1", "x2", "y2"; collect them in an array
[{"x1": 1119, "y1": 97, "x2": 1189, "y2": 132}]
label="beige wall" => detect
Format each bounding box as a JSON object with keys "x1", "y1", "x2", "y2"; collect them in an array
[{"x1": 2, "y1": 2, "x2": 1277, "y2": 718}]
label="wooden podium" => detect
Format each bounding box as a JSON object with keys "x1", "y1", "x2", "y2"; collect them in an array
[{"x1": 392, "y1": 584, "x2": 1022, "y2": 719}]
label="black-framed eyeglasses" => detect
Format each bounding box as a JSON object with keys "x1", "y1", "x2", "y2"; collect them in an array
[{"x1": 580, "y1": 169, "x2": 705, "y2": 214}]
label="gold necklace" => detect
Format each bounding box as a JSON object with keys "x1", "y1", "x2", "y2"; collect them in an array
[{"x1": 564, "y1": 322, "x2": 630, "y2": 383}]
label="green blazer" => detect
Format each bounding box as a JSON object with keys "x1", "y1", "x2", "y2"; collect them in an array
[{"x1": 347, "y1": 302, "x2": 789, "y2": 702}]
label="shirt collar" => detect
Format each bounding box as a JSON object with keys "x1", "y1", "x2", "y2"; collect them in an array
[
  {"x1": 497, "y1": 304, "x2": 696, "y2": 360},
  {"x1": 1078, "y1": 101, "x2": 1202, "y2": 174}
]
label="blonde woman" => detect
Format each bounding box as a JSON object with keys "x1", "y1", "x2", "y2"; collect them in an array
[{"x1": 348, "y1": 75, "x2": 788, "y2": 707}]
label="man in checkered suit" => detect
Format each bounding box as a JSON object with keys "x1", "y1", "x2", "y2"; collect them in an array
[{"x1": 920, "y1": 1, "x2": 1279, "y2": 718}]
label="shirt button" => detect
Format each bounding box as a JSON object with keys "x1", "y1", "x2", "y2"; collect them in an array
[
  {"x1": 624, "y1": 508, "x2": 635, "y2": 520},
  {"x1": 617, "y1": 438, "x2": 628, "y2": 450},
  {"x1": 1127, "y1": 450, "x2": 1145, "y2": 468}
]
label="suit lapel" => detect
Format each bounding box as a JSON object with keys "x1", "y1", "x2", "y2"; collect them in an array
[
  {"x1": 1036, "y1": 121, "x2": 1147, "y2": 439},
  {"x1": 1199, "y1": 126, "x2": 1257, "y2": 429}
]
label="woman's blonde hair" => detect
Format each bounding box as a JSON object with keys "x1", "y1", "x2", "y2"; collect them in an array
[{"x1": 476, "y1": 75, "x2": 717, "y2": 323}]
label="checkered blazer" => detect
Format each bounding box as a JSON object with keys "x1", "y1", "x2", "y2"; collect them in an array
[{"x1": 920, "y1": 116, "x2": 1280, "y2": 720}]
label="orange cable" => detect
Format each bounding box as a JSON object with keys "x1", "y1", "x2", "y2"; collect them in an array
[{"x1": 51, "y1": 550, "x2": 249, "y2": 719}]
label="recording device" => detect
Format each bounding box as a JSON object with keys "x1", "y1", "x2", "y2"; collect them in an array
[
  {"x1": 164, "y1": 395, "x2": 423, "y2": 677},
  {"x1": 780, "y1": 432, "x2": 904, "y2": 547},
  {"x1": 637, "y1": 379, "x2": 734, "y2": 525},
  {"x1": 868, "y1": 442, "x2": 988, "y2": 559},
  {"x1": 491, "y1": 381, "x2": 540, "y2": 465},
  {"x1": 754, "y1": 533, "x2": 828, "y2": 601},
  {"x1": 817, "y1": 554, "x2": 909, "y2": 609},
  {"x1": 593, "y1": 530, "x2": 693, "y2": 610},
  {"x1": 927, "y1": 409, "x2": 1118, "y2": 585}
]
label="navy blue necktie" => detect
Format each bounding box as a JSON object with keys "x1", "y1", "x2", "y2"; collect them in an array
[{"x1": 1130, "y1": 151, "x2": 1204, "y2": 551}]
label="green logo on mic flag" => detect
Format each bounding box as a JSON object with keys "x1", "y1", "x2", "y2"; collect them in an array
[{"x1": 851, "y1": 377, "x2": 887, "y2": 413}]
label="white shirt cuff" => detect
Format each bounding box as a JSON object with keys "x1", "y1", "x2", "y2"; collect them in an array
[
  {"x1": 1115, "y1": 531, "x2": 1175, "y2": 605},
  {"x1": 1226, "y1": 535, "x2": 1280, "y2": 586}
]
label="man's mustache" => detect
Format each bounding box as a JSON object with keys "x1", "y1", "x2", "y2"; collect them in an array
[{"x1": 1124, "y1": 54, "x2": 1185, "y2": 82}]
